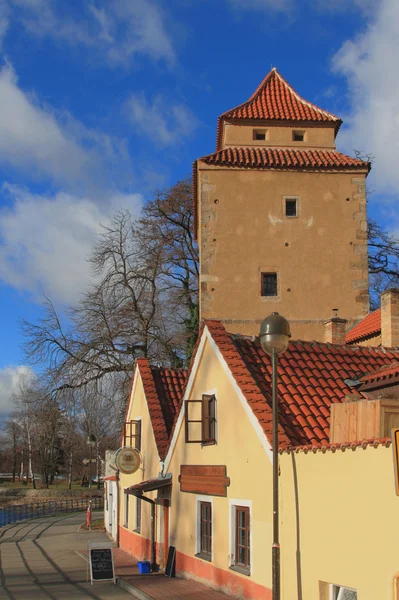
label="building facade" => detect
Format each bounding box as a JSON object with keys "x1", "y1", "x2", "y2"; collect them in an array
[{"x1": 194, "y1": 69, "x2": 370, "y2": 341}]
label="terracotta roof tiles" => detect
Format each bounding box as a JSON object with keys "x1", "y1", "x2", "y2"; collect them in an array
[{"x1": 345, "y1": 309, "x2": 381, "y2": 343}]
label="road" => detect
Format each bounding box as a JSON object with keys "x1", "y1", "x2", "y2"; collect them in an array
[{"x1": 0, "y1": 511, "x2": 132, "y2": 599}]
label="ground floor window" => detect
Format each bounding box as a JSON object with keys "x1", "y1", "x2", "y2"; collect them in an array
[
  {"x1": 331, "y1": 585, "x2": 357, "y2": 600},
  {"x1": 123, "y1": 493, "x2": 129, "y2": 528},
  {"x1": 134, "y1": 497, "x2": 141, "y2": 533},
  {"x1": 199, "y1": 501, "x2": 212, "y2": 559},
  {"x1": 234, "y1": 505, "x2": 250, "y2": 573}
]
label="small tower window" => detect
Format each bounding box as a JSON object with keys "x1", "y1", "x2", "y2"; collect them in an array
[
  {"x1": 285, "y1": 198, "x2": 297, "y2": 217},
  {"x1": 293, "y1": 130, "x2": 305, "y2": 142},
  {"x1": 253, "y1": 129, "x2": 267, "y2": 141},
  {"x1": 261, "y1": 273, "x2": 278, "y2": 297}
]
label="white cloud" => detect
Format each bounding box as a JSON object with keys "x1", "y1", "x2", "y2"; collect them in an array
[
  {"x1": 0, "y1": 365, "x2": 34, "y2": 417},
  {"x1": 331, "y1": 0, "x2": 399, "y2": 194},
  {"x1": 126, "y1": 92, "x2": 199, "y2": 146},
  {"x1": 0, "y1": 185, "x2": 143, "y2": 304},
  {"x1": 11, "y1": 0, "x2": 175, "y2": 68},
  {"x1": 0, "y1": 61, "x2": 131, "y2": 193}
]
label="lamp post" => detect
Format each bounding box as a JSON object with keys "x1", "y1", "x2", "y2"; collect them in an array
[
  {"x1": 259, "y1": 312, "x2": 291, "y2": 600},
  {"x1": 87, "y1": 434, "x2": 97, "y2": 530}
]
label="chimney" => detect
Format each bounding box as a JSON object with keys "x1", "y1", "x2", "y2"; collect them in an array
[
  {"x1": 324, "y1": 309, "x2": 347, "y2": 345},
  {"x1": 381, "y1": 289, "x2": 399, "y2": 347}
]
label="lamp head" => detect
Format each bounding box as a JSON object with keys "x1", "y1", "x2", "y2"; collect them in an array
[{"x1": 259, "y1": 312, "x2": 291, "y2": 356}]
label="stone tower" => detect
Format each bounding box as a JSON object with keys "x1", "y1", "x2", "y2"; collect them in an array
[{"x1": 193, "y1": 68, "x2": 370, "y2": 341}]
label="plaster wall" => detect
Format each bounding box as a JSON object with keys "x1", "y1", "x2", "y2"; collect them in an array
[
  {"x1": 279, "y1": 445, "x2": 399, "y2": 600},
  {"x1": 198, "y1": 165, "x2": 369, "y2": 341},
  {"x1": 223, "y1": 121, "x2": 336, "y2": 149},
  {"x1": 167, "y1": 336, "x2": 273, "y2": 599},
  {"x1": 118, "y1": 371, "x2": 163, "y2": 560}
]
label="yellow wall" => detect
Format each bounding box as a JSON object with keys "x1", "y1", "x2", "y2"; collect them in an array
[
  {"x1": 223, "y1": 121, "x2": 336, "y2": 149},
  {"x1": 198, "y1": 164, "x2": 369, "y2": 341},
  {"x1": 280, "y1": 445, "x2": 399, "y2": 600},
  {"x1": 167, "y1": 335, "x2": 274, "y2": 592},
  {"x1": 119, "y1": 370, "x2": 162, "y2": 546}
]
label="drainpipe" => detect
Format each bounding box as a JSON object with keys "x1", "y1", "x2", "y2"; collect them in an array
[
  {"x1": 116, "y1": 470, "x2": 120, "y2": 548},
  {"x1": 136, "y1": 494, "x2": 157, "y2": 571}
]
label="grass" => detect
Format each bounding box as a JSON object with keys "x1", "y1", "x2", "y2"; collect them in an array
[{"x1": 80, "y1": 518, "x2": 105, "y2": 531}]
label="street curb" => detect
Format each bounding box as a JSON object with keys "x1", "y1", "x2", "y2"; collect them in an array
[{"x1": 116, "y1": 577, "x2": 154, "y2": 600}]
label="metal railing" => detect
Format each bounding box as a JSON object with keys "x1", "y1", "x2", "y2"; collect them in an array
[{"x1": 0, "y1": 496, "x2": 104, "y2": 528}]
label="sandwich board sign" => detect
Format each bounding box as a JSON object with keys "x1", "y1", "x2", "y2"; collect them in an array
[{"x1": 88, "y1": 541, "x2": 115, "y2": 585}]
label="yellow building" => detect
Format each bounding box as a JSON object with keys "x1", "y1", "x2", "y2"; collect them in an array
[
  {"x1": 116, "y1": 315, "x2": 399, "y2": 599},
  {"x1": 193, "y1": 68, "x2": 370, "y2": 341}
]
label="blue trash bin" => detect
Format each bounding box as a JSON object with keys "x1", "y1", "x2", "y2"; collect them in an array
[{"x1": 137, "y1": 561, "x2": 151, "y2": 574}]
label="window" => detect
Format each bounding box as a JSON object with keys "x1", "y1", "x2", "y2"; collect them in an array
[
  {"x1": 293, "y1": 130, "x2": 305, "y2": 141},
  {"x1": 134, "y1": 497, "x2": 141, "y2": 533},
  {"x1": 331, "y1": 586, "x2": 357, "y2": 600},
  {"x1": 285, "y1": 198, "x2": 297, "y2": 217},
  {"x1": 253, "y1": 129, "x2": 267, "y2": 141},
  {"x1": 261, "y1": 273, "x2": 278, "y2": 297},
  {"x1": 123, "y1": 493, "x2": 129, "y2": 528},
  {"x1": 198, "y1": 501, "x2": 212, "y2": 560},
  {"x1": 185, "y1": 394, "x2": 217, "y2": 444},
  {"x1": 234, "y1": 506, "x2": 250, "y2": 573},
  {"x1": 123, "y1": 419, "x2": 141, "y2": 451}
]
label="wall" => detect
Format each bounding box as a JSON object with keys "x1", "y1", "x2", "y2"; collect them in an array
[
  {"x1": 198, "y1": 164, "x2": 369, "y2": 341},
  {"x1": 223, "y1": 121, "x2": 336, "y2": 149},
  {"x1": 118, "y1": 370, "x2": 164, "y2": 563},
  {"x1": 279, "y1": 444, "x2": 399, "y2": 600},
  {"x1": 167, "y1": 335, "x2": 273, "y2": 599}
]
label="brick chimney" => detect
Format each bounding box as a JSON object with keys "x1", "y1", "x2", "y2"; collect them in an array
[
  {"x1": 381, "y1": 288, "x2": 399, "y2": 347},
  {"x1": 324, "y1": 309, "x2": 347, "y2": 345}
]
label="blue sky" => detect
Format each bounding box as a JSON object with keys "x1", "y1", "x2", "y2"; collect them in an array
[{"x1": 0, "y1": 0, "x2": 398, "y2": 417}]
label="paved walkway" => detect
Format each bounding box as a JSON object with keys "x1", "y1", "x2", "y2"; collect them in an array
[{"x1": 0, "y1": 511, "x2": 131, "y2": 599}]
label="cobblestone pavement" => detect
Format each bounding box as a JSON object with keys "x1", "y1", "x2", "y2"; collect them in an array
[{"x1": 0, "y1": 511, "x2": 132, "y2": 599}]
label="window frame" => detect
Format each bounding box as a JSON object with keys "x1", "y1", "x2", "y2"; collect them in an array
[
  {"x1": 253, "y1": 129, "x2": 267, "y2": 141},
  {"x1": 292, "y1": 129, "x2": 306, "y2": 142},
  {"x1": 185, "y1": 393, "x2": 217, "y2": 445},
  {"x1": 195, "y1": 496, "x2": 213, "y2": 561},
  {"x1": 123, "y1": 418, "x2": 142, "y2": 451},
  {"x1": 261, "y1": 272, "x2": 278, "y2": 297},
  {"x1": 330, "y1": 585, "x2": 357, "y2": 600},
  {"x1": 123, "y1": 492, "x2": 129, "y2": 528},
  {"x1": 229, "y1": 499, "x2": 252, "y2": 576},
  {"x1": 134, "y1": 496, "x2": 142, "y2": 533},
  {"x1": 282, "y1": 195, "x2": 300, "y2": 219}
]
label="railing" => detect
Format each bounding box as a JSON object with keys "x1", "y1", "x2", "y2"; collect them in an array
[{"x1": 0, "y1": 496, "x2": 104, "y2": 528}]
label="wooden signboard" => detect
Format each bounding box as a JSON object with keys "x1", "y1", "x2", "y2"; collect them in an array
[
  {"x1": 88, "y1": 541, "x2": 115, "y2": 585},
  {"x1": 178, "y1": 465, "x2": 230, "y2": 497},
  {"x1": 165, "y1": 545, "x2": 176, "y2": 578}
]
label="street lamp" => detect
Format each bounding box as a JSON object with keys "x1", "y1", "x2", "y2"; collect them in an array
[
  {"x1": 87, "y1": 434, "x2": 97, "y2": 530},
  {"x1": 259, "y1": 312, "x2": 291, "y2": 600}
]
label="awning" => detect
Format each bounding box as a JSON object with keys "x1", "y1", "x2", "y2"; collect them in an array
[{"x1": 126, "y1": 474, "x2": 172, "y2": 496}]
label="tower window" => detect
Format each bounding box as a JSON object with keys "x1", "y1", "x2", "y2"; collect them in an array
[
  {"x1": 293, "y1": 130, "x2": 305, "y2": 142},
  {"x1": 253, "y1": 129, "x2": 267, "y2": 141},
  {"x1": 285, "y1": 198, "x2": 297, "y2": 217},
  {"x1": 261, "y1": 273, "x2": 278, "y2": 297}
]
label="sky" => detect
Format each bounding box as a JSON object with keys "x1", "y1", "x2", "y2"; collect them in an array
[{"x1": 0, "y1": 0, "x2": 398, "y2": 419}]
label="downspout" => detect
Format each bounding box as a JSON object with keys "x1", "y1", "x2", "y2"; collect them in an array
[{"x1": 116, "y1": 470, "x2": 120, "y2": 548}]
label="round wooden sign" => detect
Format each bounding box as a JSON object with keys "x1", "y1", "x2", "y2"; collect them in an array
[{"x1": 115, "y1": 447, "x2": 141, "y2": 474}]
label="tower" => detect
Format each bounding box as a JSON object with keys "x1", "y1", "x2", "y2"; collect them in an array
[{"x1": 193, "y1": 68, "x2": 370, "y2": 341}]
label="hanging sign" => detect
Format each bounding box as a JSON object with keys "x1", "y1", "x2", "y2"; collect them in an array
[{"x1": 115, "y1": 447, "x2": 141, "y2": 475}]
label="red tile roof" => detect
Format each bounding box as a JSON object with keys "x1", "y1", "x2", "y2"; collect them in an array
[
  {"x1": 200, "y1": 147, "x2": 369, "y2": 171},
  {"x1": 216, "y1": 68, "x2": 342, "y2": 151},
  {"x1": 345, "y1": 309, "x2": 381, "y2": 343},
  {"x1": 204, "y1": 321, "x2": 399, "y2": 449},
  {"x1": 279, "y1": 437, "x2": 392, "y2": 455},
  {"x1": 359, "y1": 361, "x2": 399, "y2": 386},
  {"x1": 136, "y1": 359, "x2": 187, "y2": 460}
]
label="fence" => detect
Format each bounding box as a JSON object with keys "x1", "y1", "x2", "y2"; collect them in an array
[{"x1": 0, "y1": 495, "x2": 104, "y2": 528}]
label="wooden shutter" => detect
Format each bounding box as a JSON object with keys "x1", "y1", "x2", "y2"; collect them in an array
[{"x1": 202, "y1": 394, "x2": 216, "y2": 445}]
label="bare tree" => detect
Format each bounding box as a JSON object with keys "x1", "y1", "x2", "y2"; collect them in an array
[
  {"x1": 2, "y1": 417, "x2": 22, "y2": 482},
  {"x1": 368, "y1": 220, "x2": 399, "y2": 308}
]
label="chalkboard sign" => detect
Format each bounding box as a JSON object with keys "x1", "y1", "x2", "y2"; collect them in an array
[
  {"x1": 165, "y1": 545, "x2": 176, "y2": 578},
  {"x1": 88, "y1": 542, "x2": 115, "y2": 584}
]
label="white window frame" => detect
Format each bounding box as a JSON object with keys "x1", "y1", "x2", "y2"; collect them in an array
[
  {"x1": 330, "y1": 584, "x2": 357, "y2": 600},
  {"x1": 229, "y1": 498, "x2": 252, "y2": 573},
  {"x1": 195, "y1": 495, "x2": 213, "y2": 558},
  {"x1": 133, "y1": 496, "x2": 141, "y2": 533},
  {"x1": 282, "y1": 195, "x2": 300, "y2": 219},
  {"x1": 123, "y1": 491, "x2": 129, "y2": 528}
]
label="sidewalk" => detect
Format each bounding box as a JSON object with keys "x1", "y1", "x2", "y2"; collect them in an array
[{"x1": 79, "y1": 545, "x2": 232, "y2": 600}]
